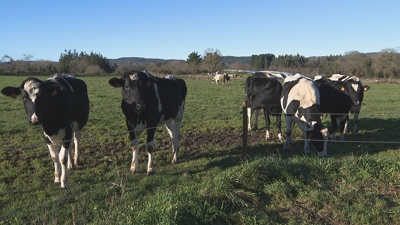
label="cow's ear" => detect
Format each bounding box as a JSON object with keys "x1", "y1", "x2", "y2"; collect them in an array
[
  {"x1": 340, "y1": 86, "x2": 345, "y2": 91},
  {"x1": 50, "y1": 84, "x2": 65, "y2": 96},
  {"x1": 363, "y1": 85, "x2": 370, "y2": 92},
  {"x1": 1, "y1": 86, "x2": 21, "y2": 99},
  {"x1": 109, "y1": 78, "x2": 124, "y2": 87}
]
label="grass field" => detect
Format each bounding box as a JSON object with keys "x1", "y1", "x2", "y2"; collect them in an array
[{"x1": 0, "y1": 75, "x2": 400, "y2": 224}]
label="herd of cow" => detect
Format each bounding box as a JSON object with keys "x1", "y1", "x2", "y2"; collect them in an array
[
  {"x1": 245, "y1": 72, "x2": 370, "y2": 157},
  {"x1": 1, "y1": 70, "x2": 369, "y2": 189}
]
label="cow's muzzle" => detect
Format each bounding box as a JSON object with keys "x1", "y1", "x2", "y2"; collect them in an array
[{"x1": 29, "y1": 113, "x2": 40, "y2": 125}]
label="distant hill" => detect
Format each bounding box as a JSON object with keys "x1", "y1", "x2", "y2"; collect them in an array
[
  {"x1": 110, "y1": 53, "x2": 382, "y2": 66},
  {"x1": 110, "y1": 56, "x2": 251, "y2": 66}
]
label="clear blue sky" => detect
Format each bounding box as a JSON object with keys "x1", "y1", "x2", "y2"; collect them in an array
[{"x1": 1, "y1": 0, "x2": 399, "y2": 62}]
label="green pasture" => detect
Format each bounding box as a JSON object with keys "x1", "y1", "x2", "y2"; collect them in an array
[{"x1": 0, "y1": 75, "x2": 400, "y2": 224}]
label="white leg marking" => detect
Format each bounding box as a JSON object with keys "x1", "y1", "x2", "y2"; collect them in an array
[
  {"x1": 265, "y1": 129, "x2": 270, "y2": 141},
  {"x1": 146, "y1": 141, "x2": 155, "y2": 175},
  {"x1": 47, "y1": 144, "x2": 61, "y2": 184},
  {"x1": 318, "y1": 128, "x2": 329, "y2": 157},
  {"x1": 59, "y1": 146, "x2": 69, "y2": 189},
  {"x1": 73, "y1": 130, "x2": 82, "y2": 166},
  {"x1": 278, "y1": 133, "x2": 283, "y2": 142},
  {"x1": 131, "y1": 139, "x2": 139, "y2": 173},
  {"x1": 247, "y1": 108, "x2": 252, "y2": 131}
]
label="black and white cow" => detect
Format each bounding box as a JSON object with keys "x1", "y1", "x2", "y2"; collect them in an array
[
  {"x1": 108, "y1": 71, "x2": 187, "y2": 175},
  {"x1": 245, "y1": 74, "x2": 283, "y2": 141},
  {"x1": 329, "y1": 74, "x2": 370, "y2": 135},
  {"x1": 281, "y1": 74, "x2": 329, "y2": 156},
  {"x1": 1, "y1": 75, "x2": 89, "y2": 189},
  {"x1": 313, "y1": 75, "x2": 362, "y2": 141}
]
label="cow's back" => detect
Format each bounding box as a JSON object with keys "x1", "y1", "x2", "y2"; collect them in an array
[
  {"x1": 281, "y1": 76, "x2": 320, "y2": 122},
  {"x1": 55, "y1": 76, "x2": 90, "y2": 129},
  {"x1": 155, "y1": 78, "x2": 187, "y2": 120},
  {"x1": 246, "y1": 76, "x2": 282, "y2": 111}
]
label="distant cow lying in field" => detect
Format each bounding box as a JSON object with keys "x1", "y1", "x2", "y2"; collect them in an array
[
  {"x1": 280, "y1": 74, "x2": 329, "y2": 156},
  {"x1": 212, "y1": 74, "x2": 230, "y2": 85},
  {"x1": 1, "y1": 75, "x2": 90, "y2": 189},
  {"x1": 109, "y1": 71, "x2": 187, "y2": 175}
]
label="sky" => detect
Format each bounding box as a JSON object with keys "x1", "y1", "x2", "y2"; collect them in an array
[{"x1": 1, "y1": 0, "x2": 399, "y2": 62}]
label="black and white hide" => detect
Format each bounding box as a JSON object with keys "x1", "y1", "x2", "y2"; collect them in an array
[
  {"x1": 108, "y1": 71, "x2": 187, "y2": 175},
  {"x1": 329, "y1": 74, "x2": 371, "y2": 136},
  {"x1": 245, "y1": 75, "x2": 283, "y2": 141},
  {"x1": 280, "y1": 74, "x2": 329, "y2": 156},
  {"x1": 1, "y1": 75, "x2": 90, "y2": 189},
  {"x1": 313, "y1": 75, "x2": 362, "y2": 141}
]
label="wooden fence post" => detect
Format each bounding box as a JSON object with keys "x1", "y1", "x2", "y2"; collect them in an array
[{"x1": 242, "y1": 100, "x2": 248, "y2": 160}]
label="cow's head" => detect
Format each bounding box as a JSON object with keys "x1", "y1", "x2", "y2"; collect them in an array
[
  {"x1": 330, "y1": 75, "x2": 371, "y2": 104},
  {"x1": 332, "y1": 81, "x2": 361, "y2": 106},
  {"x1": 308, "y1": 127, "x2": 324, "y2": 152},
  {"x1": 109, "y1": 71, "x2": 153, "y2": 113},
  {"x1": 1, "y1": 77, "x2": 66, "y2": 125}
]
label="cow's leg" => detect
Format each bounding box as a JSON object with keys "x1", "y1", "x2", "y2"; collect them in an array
[
  {"x1": 302, "y1": 130, "x2": 311, "y2": 155},
  {"x1": 330, "y1": 115, "x2": 338, "y2": 140},
  {"x1": 283, "y1": 116, "x2": 292, "y2": 151},
  {"x1": 343, "y1": 115, "x2": 349, "y2": 135},
  {"x1": 145, "y1": 128, "x2": 156, "y2": 175},
  {"x1": 130, "y1": 138, "x2": 139, "y2": 173},
  {"x1": 168, "y1": 102, "x2": 185, "y2": 164},
  {"x1": 253, "y1": 109, "x2": 259, "y2": 130},
  {"x1": 129, "y1": 131, "x2": 143, "y2": 173},
  {"x1": 127, "y1": 121, "x2": 142, "y2": 173},
  {"x1": 72, "y1": 130, "x2": 82, "y2": 167},
  {"x1": 353, "y1": 109, "x2": 360, "y2": 135},
  {"x1": 165, "y1": 121, "x2": 181, "y2": 164},
  {"x1": 338, "y1": 115, "x2": 348, "y2": 141},
  {"x1": 59, "y1": 145, "x2": 69, "y2": 189},
  {"x1": 276, "y1": 113, "x2": 283, "y2": 141},
  {"x1": 318, "y1": 127, "x2": 330, "y2": 157},
  {"x1": 294, "y1": 121, "x2": 310, "y2": 154},
  {"x1": 47, "y1": 144, "x2": 61, "y2": 185},
  {"x1": 59, "y1": 128, "x2": 73, "y2": 189},
  {"x1": 247, "y1": 108, "x2": 254, "y2": 131},
  {"x1": 263, "y1": 110, "x2": 271, "y2": 140}
]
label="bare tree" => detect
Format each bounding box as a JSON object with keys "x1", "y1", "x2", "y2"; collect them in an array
[
  {"x1": 203, "y1": 48, "x2": 223, "y2": 73},
  {"x1": 1, "y1": 55, "x2": 17, "y2": 74},
  {"x1": 22, "y1": 54, "x2": 34, "y2": 74},
  {"x1": 372, "y1": 48, "x2": 400, "y2": 79},
  {"x1": 342, "y1": 51, "x2": 370, "y2": 77}
]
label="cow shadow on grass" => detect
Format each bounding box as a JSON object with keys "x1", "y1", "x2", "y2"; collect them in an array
[
  {"x1": 241, "y1": 117, "x2": 400, "y2": 158},
  {"x1": 146, "y1": 117, "x2": 400, "y2": 177}
]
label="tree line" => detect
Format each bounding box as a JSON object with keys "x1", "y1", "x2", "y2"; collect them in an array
[{"x1": 1, "y1": 48, "x2": 399, "y2": 79}]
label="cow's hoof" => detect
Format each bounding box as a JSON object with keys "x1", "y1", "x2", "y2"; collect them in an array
[{"x1": 147, "y1": 170, "x2": 156, "y2": 176}]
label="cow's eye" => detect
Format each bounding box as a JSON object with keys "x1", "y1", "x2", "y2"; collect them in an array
[{"x1": 124, "y1": 86, "x2": 129, "y2": 90}]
